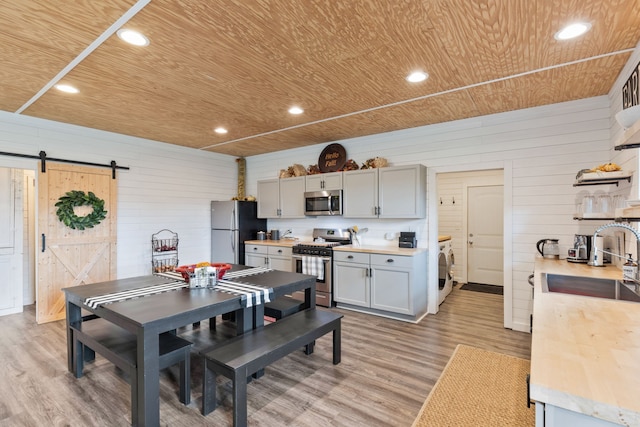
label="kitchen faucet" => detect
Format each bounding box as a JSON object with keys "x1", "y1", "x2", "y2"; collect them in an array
[{"x1": 590, "y1": 223, "x2": 640, "y2": 283}]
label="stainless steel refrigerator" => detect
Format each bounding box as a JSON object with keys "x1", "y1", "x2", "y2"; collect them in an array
[{"x1": 211, "y1": 200, "x2": 267, "y2": 265}]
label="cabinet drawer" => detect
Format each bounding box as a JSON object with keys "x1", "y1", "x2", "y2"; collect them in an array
[
  {"x1": 246, "y1": 244, "x2": 268, "y2": 255},
  {"x1": 268, "y1": 246, "x2": 292, "y2": 257},
  {"x1": 334, "y1": 251, "x2": 369, "y2": 264},
  {"x1": 370, "y1": 253, "x2": 413, "y2": 269}
]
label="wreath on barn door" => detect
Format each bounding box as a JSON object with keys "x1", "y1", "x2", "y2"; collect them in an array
[{"x1": 55, "y1": 190, "x2": 107, "y2": 230}]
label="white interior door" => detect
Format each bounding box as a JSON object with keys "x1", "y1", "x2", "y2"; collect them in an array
[
  {"x1": 467, "y1": 185, "x2": 503, "y2": 286},
  {"x1": 0, "y1": 168, "x2": 24, "y2": 316}
]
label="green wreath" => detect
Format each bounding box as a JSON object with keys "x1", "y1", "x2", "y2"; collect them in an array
[{"x1": 55, "y1": 190, "x2": 107, "y2": 230}]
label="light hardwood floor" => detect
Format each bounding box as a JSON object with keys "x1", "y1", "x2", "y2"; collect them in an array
[{"x1": 0, "y1": 285, "x2": 530, "y2": 426}]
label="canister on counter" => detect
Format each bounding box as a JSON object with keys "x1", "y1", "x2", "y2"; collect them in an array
[{"x1": 623, "y1": 254, "x2": 637, "y2": 283}]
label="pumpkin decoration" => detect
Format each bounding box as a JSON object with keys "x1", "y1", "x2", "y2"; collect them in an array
[
  {"x1": 340, "y1": 159, "x2": 359, "y2": 171},
  {"x1": 361, "y1": 157, "x2": 389, "y2": 169}
]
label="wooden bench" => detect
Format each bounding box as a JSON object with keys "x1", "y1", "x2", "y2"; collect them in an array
[
  {"x1": 264, "y1": 296, "x2": 305, "y2": 320},
  {"x1": 201, "y1": 308, "x2": 343, "y2": 426},
  {"x1": 70, "y1": 318, "x2": 193, "y2": 425}
]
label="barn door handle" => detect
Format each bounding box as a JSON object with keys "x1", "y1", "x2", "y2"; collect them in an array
[{"x1": 41, "y1": 234, "x2": 45, "y2": 252}]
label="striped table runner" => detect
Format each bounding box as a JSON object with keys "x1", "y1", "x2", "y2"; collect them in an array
[
  {"x1": 84, "y1": 280, "x2": 188, "y2": 309},
  {"x1": 84, "y1": 267, "x2": 276, "y2": 309}
]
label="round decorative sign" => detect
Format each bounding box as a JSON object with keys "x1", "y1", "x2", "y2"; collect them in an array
[
  {"x1": 318, "y1": 143, "x2": 347, "y2": 172},
  {"x1": 55, "y1": 190, "x2": 107, "y2": 230}
]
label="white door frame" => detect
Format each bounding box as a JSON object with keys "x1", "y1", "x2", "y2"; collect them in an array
[{"x1": 428, "y1": 161, "x2": 513, "y2": 329}]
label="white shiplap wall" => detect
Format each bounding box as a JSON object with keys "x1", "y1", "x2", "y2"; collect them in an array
[
  {"x1": 0, "y1": 112, "x2": 238, "y2": 279},
  {"x1": 247, "y1": 95, "x2": 615, "y2": 332}
]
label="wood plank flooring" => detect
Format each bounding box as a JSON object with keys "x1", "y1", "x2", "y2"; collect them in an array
[{"x1": 0, "y1": 285, "x2": 530, "y2": 426}]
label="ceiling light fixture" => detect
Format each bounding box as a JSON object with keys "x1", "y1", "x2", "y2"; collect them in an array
[
  {"x1": 288, "y1": 106, "x2": 304, "y2": 115},
  {"x1": 54, "y1": 84, "x2": 79, "y2": 94},
  {"x1": 554, "y1": 22, "x2": 592, "y2": 40},
  {"x1": 406, "y1": 71, "x2": 428, "y2": 83},
  {"x1": 117, "y1": 29, "x2": 150, "y2": 46},
  {"x1": 214, "y1": 127, "x2": 228, "y2": 134}
]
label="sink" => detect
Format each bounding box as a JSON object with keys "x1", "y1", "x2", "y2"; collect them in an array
[{"x1": 543, "y1": 273, "x2": 640, "y2": 303}]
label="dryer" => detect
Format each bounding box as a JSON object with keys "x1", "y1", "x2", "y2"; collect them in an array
[{"x1": 438, "y1": 237, "x2": 454, "y2": 305}]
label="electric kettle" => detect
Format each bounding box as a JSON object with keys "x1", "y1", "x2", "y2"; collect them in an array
[{"x1": 537, "y1": 238, "x2": 560, "y2": 259}]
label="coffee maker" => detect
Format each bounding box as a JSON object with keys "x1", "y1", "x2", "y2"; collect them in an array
[{"x1": 567, "y1": 234, "x2": 592, "y2": 263}]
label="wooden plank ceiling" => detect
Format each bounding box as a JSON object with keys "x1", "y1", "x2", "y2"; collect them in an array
[{"x1": 2, "y1": 0, "x2": 640, "y2": 157}]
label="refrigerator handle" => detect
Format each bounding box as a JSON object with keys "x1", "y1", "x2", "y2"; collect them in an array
[
  {"x1": 230, "y1": 208, "x2": 236, "y2": 231},
  {"x1": 230, "y1": 231, "x2": 236, "y2": 256}
]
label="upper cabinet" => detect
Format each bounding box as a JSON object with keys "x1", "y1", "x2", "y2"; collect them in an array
[
  {"x1": 305, "y1": 171, "x2": 343, "y2": 191},
  {"x1": 257, "y1": 177, "x2": 306, "y2": 219},
  {"x1": 343, "y1": 164, "x2": 426, "y2": 218}
]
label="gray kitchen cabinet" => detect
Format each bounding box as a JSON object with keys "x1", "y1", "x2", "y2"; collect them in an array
[
  {"x1": 333, "y1": 251, "x2": 370, "y2": 307},
  {"x1": 245, "y1": 244, "x2": 268, "y2": 267},
  {"x1": 342, "y1": 169, "x2": 378, "y2": 218},
  {"x1": 245, "y1": 243, "x2": 293, "y2": 272},
  {"x1": 342, "y1": 164, "x2": 426, "y2": 218},
  {"x1": 370, "y1": 253, "x2": 415, "y2": 315},
  {"x1": 257, "y1": 176, "x2": 305, "y2": 219},
  {"x1": 305, "y1": 171, "x2": 343, "y2": 191},
  {"x1": 334, "y1": 249, "x2": 427, "y2": 319}
]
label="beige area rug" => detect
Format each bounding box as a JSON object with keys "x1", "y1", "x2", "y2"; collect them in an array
[{"x1": 412, "y1": 344, "x2": 535, "y2": 427}]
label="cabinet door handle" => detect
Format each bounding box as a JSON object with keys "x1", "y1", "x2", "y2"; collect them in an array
[
  {"x1": 253, "y1": 247, "x2": 258, "y2": 251},
  {"x1": 386, "y1": 259, "x2": 394, "y2": 263},
  {"x1": 41, "y1": 233, "x2": 46, "y2": 252},
  {"x1": 526, "y1": 374, "x2": 532, "y2": 408},
  {"x1": 347, "y1": 255, "x2": 354, "y2": 259},
  {"x1": 277, "y1": 249, "x2": 282, "y2": 253}
]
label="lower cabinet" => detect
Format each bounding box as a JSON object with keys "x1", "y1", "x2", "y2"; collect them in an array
[
  {"x1": 333, "y1": 252, "x2": 370, "y2": 306},
  {"x1": 245, "y1": 244, "x2": 293, "y2": 272},
  {"x1": 536, "y1": 402, "x2": 622, "y2": 427},
  {"x1": 333, "y1": 250, "x2": 427, "y2": 319}
]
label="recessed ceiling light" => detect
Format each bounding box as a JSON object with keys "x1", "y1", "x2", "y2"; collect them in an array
[
  {"x1": 117, "y1": 29, "x2": 149, "y2": 46},
  {"x1": 406, "y1": 71, "x2": 428, "y2": 83},
  {"x1": 554, "y1": 22, "x2": 592, "y2": 40},
  {"x1": 214, "y1": 127, "x2": 228, "y2": 134},
  {"x1": 288, "y1": 106, "x2": 304, "y2": 115},
  {"x1": 54, "y1": 84, "x2": 79, "y2": 94}
]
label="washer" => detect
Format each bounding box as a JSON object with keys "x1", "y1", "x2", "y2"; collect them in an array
[{"x1": 438, "y1": 237, "x2": 454, "y2": 305}]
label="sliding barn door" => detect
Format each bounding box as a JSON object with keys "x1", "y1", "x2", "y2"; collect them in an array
[{"x1": 37, "y1": 163, "x2": 117, "y2": 324}]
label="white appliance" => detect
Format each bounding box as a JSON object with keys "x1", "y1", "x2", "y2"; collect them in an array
[{"x1": 438, "y1": 238, "x2": 454, "y2": 305}]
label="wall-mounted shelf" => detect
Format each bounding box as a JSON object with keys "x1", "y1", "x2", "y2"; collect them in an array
[
  {"x1": 614, "y1": 118, "x2": 640, "y2": 150},
  {"x1": 573, "y1": 216, "x2": 615, "y2": 221},
  {"x1": 573, "y1": 174, "x2": 632, "y2": 187}
]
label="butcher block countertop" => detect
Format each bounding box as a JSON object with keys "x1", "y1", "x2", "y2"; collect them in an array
[
  {"x1": 245, "y1": 239, "x2": 428, "y2": 255},
  {"x1": 333, "y1": 245, "x2": 426, "y2": 256},
  {"x1": 438, "y1": 235, "x2": 451, "y2": 242},
  {"x1": 531, "y1": 258, "x2": 640, "y2": 426},
  {"x1": 244, "y1": 239, "x2": 300, "y2": 247}
]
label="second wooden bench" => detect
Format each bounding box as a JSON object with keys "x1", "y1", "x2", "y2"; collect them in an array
[{"x1": 201, "y1": 308, "x2": 343, "y2": 426}]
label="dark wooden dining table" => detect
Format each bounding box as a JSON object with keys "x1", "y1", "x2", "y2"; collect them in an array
[{"x1": 63, "y1": 266, "x2": 316, "y2": 426}]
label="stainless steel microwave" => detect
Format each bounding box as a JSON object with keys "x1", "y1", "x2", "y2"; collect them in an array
[{"x1": 304, "y1": 190, "x2": 342, "y2": 216}]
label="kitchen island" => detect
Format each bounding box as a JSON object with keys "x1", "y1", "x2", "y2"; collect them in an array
[{"x1": 531, "y1": 258, "x2": 640, "y2": 426}]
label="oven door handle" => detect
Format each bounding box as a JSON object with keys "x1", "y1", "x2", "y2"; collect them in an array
[{"x1": 292, "y1": 254, "x2": 332, "y2": 262}]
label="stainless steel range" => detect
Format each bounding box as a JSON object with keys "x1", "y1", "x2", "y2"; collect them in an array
[{"x1": 291, "y1": 228, "x2": 351, "y2": 307}]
